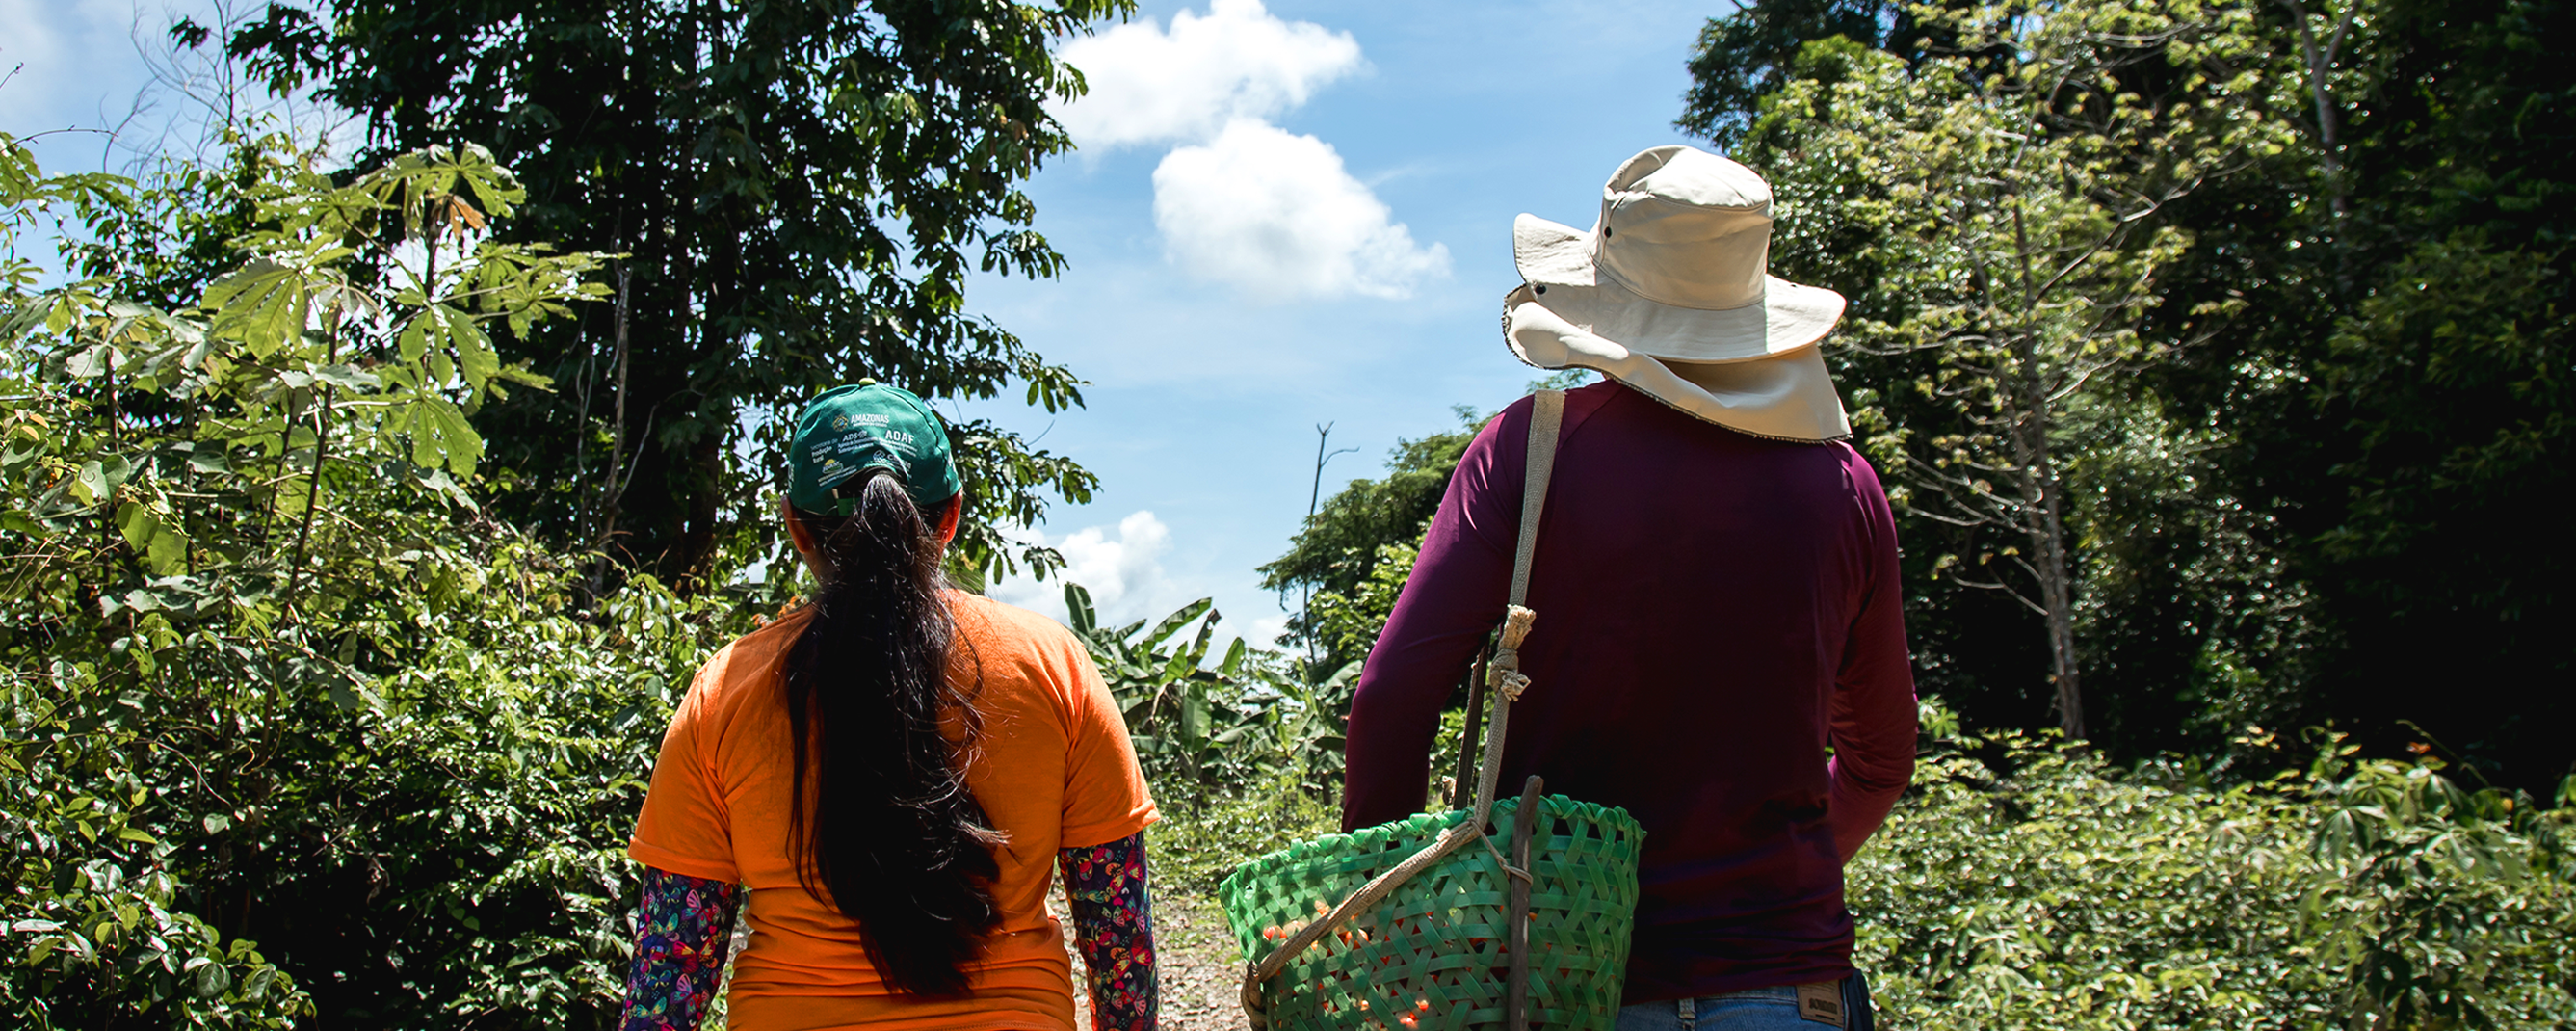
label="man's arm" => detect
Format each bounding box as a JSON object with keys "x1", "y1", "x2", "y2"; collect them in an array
[
  {"x1": 1343, "y1": 410, "x2": 1522, "y2": 832},
  {"x1": 618, "y1": 867, "x2": 740, "y2": 1031},
  {"x1": 1062, "y1": 831, "x2": 1157, "y2": 1031},
  {"x1": 1826, "y1": 452, "x2": 1918, "y2": 860}
]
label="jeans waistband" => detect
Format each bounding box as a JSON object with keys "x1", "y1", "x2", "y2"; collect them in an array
[{"x1": 1675, "y1": 986, "x2": 1800, "y2": 1021}]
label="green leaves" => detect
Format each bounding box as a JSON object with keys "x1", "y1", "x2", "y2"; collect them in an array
[
  {"x1": 1696, "y1": 0, "x2": 2571, "y2": 775},
  {"x1": 1261, "y1": 419, "x2": 1480, "y2": 671},
  {"x1": 1146, "y1": 597, "x2": 1215, "y2": 652},
  {"x1": 1065, "y1": 582, "x2": 1098, "y2": 635},
  {"x1": 1848, "y1": 725, "x2": 2576, "y2": 1030},
  {"x1": 219, "y1": 0, "x2": 1121, "y2": 586},
  {"x1": 70, "y1": 458, "x2": 127, "y2": 507},
  {"x1": 363, "y1": 144, "x2": 526, "y2": 243},
  {"x1": 1722, "y1": 1, "x2": 2325, "y2": 740},
  {"x1": 202, "y1": 259, "x2": 310, "y2": 360},
  {"x1": 0, "y1": 131, "x2": 619, "y2": 1023},
  {"x1": 398, "y1": 394, "x2": 483, "y2": 476},
  {"x1": 1064, "y1": 588, "x2": 1341, "y2": 806},
  {"x1": 194, "y1": 146, "x2": 597, "y2": 483},
  {"x1": 396, "y1": 304, "x2": 496, "y2": 396},
  {"x1": 0, "y1": 744, "x2": 313, "y2": 1024},
  {"x1": 113, "y1": 502, "x2": 190, "y2": 576}
]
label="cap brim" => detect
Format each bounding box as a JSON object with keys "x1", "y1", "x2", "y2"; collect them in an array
[
  {"x1": 1511, "y1": 213, "x2": 1846, "y2": 363},
  {"x1": 1506, "y1": 285, "x2": 1851, "y2": 441}
]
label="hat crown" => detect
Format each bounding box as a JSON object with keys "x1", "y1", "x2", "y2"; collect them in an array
[
  {"x1": 1595, "y1": 146, "x2": 1774, "y2": 312},
  {"x1": 1504, "y1": 145, "x2": 1852, "y2": 440},
  {"x1": 786, "y1": 382, "x2": 962, "y2": 516}
]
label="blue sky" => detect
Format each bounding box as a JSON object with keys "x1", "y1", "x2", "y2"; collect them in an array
[
  {"x1": 2, "y1": 0, "x2": 1731, "y2": 644},
  {"x1": 966, "y1": 0, "x2": 1722, "y2": 641},
  {"x1": 3, "y1": 0, "x2": 167, "y2": 173}
]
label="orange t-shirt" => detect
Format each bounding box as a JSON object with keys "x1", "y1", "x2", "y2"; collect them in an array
[{"x1": 628, "y1": 592, "x2": 1158, "y2": 1031}]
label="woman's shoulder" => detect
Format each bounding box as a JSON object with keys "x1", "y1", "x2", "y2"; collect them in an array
[
  {"x1": 947, "y1": 593, "x2": 1119, "y2": 751},
  {"x1": 683, "y1": 605, "x2": 813, "y2": 714},
  {"x1": 947, "y1": 592, "x2": 1103, "y2": 707},
  {"x1": 947, "y1": 591, "x2": 1085, "y2": 658}
]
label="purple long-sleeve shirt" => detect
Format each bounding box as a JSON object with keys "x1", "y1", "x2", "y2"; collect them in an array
[{"x1": 1341, "y1": 381, "x2": 1916, "y2": 1002}]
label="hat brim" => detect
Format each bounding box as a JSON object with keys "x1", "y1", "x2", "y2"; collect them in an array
[
  {"x1": 1506, "y1": 284, "x2": 1852, "y2": 441},
  {"x1": 1512, "y1": 214, "x2": 1845, "y2": 363}
]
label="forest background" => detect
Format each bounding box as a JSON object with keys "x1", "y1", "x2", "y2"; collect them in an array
[{"x1": 2, "y1": 0, "x2": 2570, "y2": 1028}]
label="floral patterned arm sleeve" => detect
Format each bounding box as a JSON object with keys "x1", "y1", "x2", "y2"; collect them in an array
[
  {"x1": 1063, "y1": 831, "x2": 1158, "y2": 1031},
  {"x1": 618, "y1": 866, "x2": 742, "y2": 1031}
]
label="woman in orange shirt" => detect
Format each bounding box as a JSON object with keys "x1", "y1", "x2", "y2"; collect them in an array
[{"x1": 619, "y1": 383, "x2": 1159, "y2": 1031}]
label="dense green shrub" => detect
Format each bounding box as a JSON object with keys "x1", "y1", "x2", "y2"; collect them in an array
[
  {"x1": 1853, "y1": 721, "x2": 2576, "y2": 1029},
  {"x1": 0, "y1": 705, "x2": 309, "y2": 1027},
  {"x1": 0, "y1": 131, "x2": 768, "y2": 1026}
]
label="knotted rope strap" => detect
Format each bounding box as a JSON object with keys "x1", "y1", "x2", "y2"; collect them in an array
[{"x1": 1243, "y1": 390, "x2": 1564, "y2": 1027}]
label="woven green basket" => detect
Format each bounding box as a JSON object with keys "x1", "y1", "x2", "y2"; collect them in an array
[{"x1": 1218, "y1": 793, "x2": 1644, "y2": 1031}]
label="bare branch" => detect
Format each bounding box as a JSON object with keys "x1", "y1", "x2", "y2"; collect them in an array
[{"x1": 1946, "y1": 572, "x2": 2051, "y2": 617}]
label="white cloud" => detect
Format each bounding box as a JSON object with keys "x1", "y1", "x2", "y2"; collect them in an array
[
  {"x1": 988, "y1": 510, "x2": 1194, "y2": 629},
  {"x1": 1046, "y1": 1, "x2": 1441, "y2": 302},
  {"x1": 1152, "y1": 119, "x2": 1449, "y2": 300},
  {"x1": 1051, "y1": 0, "x2": 1361, "y2": 150}
]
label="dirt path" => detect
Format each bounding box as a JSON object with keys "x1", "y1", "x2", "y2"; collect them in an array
[
  {"x1": 1060, "y1": 884, "x2": 1250, "y2": 1031},
  {"x1": 1146, "y1": 888, "x2": 1255, "y2": 1031}
]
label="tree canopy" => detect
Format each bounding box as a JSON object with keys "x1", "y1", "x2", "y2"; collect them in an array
[
  {"x1": 1688, "y1": 0, "x2": 2573, "y2": 788},
  {"x1": 221, "y1": 0, "x2": 1128, "y2": 587}
]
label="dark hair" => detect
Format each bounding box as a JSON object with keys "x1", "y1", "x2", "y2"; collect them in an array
[{"x1": 782, "y1": 471, "x2": 1001, "y2": 996}]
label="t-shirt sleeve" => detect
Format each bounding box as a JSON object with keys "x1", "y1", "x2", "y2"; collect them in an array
[
  {"x1": 1342, "y1": 405, "x2": 1519, "y2": 832},
  {"x1": 1827, "y1": 450, "x2": 1919, "y2": 859},
  {"x1": 1055, "y1": 635, "x2": 1159, "y2": 849},
  {"x1": 628, "y1": 664, "x2": 743, "y2": 884}
]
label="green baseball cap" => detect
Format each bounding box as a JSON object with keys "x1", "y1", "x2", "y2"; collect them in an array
[{"x1": 786, "y1": 382, "x2": 961, "y2": 517}]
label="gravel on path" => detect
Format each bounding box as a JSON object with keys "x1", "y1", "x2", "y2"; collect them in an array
[{"x1": 1057, "y1": 882, "x2": 1252, "y2": 1031}]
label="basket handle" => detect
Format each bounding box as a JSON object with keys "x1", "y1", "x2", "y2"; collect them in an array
[{"x1": 1242, "y1": 390, "x2": 1565, "y2": 1027}]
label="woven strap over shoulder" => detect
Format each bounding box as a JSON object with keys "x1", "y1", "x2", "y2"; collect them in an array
[
  {"x1": 1511, "y1": 389, "x2": 1564, "y2": 608},
  {"x1": 1241, "y1": 390, "x2": 1567, "y2": 1025}
]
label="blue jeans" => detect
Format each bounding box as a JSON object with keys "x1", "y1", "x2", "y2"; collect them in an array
[{"x1": 1614, "y1": 973, "x2": 1875, "y2": 1031}]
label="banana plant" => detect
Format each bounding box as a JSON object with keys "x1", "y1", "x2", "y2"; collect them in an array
[
  {"x1": 1064, "y1": 585, "x2": 1265, "y2": 801},
  {"x1": 1263, "y1": 657, "x2": 1358, "y2": 804},
  {"x1": 1060, "y1": 584, "x2": 1374, "y2": 807}
]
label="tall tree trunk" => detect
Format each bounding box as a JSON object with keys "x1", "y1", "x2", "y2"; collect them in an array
[
  {"x1": 2030, "y1": 478, "x2": 2085, "y2": 741},
  {"x1": 2006, "y1": 356, "x2": 2084, "y2": 739},
  {"x1": 1997, "y1": 342, "x2": 2086, "y2": 739},
  {"x1": 672, "y1": 436, "x2": 725, "y2": 592},
  {"x1": 2008, "y1": 203, "x2": 2087, "y2": 741},
  {"x1": 589, "y1": 263, "x2": 633, "y2": 596},
  {"x1": 2280, "y1": 0, "x2": 2355, "y2": 218}
]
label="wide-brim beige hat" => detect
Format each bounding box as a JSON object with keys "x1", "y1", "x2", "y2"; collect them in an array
[{"x1": 1505, "y1": 145, "x2": 1852, "y2": 441}]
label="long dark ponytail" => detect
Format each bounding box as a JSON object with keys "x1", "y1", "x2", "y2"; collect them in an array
[{"x1": 783, "y1": 470, "x2": 1002, "y2": 996}]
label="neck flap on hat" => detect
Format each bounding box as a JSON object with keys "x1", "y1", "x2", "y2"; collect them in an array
[{"x1": 1507, "y1": 284, "x2": 1851, "y2": 442}]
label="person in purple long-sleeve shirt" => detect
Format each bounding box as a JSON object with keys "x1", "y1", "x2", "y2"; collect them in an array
[{"x1": 1341, "y1": 146, "x2": 1915, "y2": 1029}]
